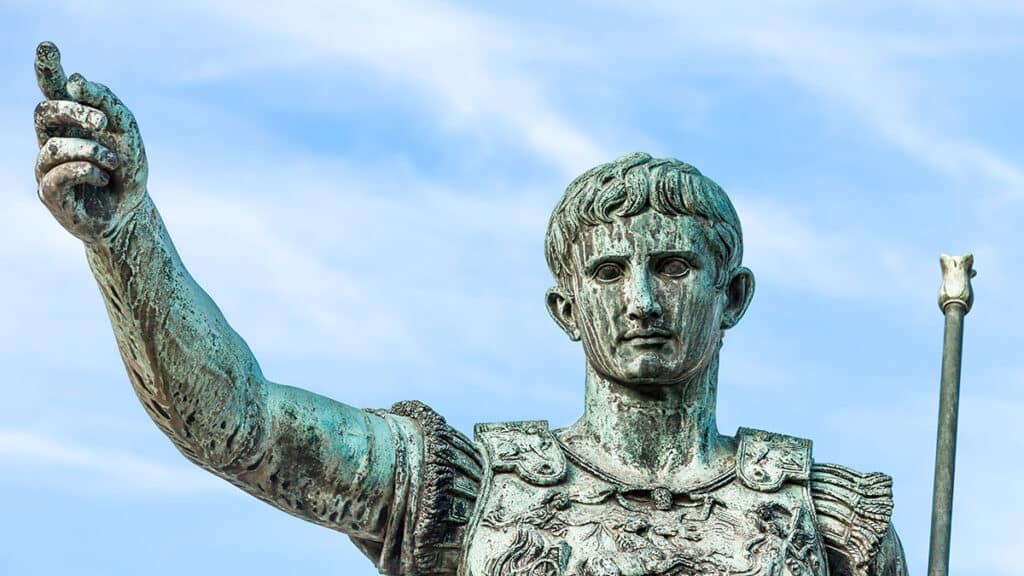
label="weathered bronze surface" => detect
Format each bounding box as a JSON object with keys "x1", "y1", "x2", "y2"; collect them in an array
[
  {"x1": 33, "y1": 41, "x2": 908, "y2": 576},
  {"x1": 928, "y1": 254, "x2": 975, "y2": 576}
]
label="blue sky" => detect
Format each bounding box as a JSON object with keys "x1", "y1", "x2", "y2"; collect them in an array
[{"x1": 1, "y1": 1, "x2": 1022, "y2": 574}]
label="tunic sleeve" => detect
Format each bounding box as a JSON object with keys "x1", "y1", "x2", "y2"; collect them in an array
[{"x1": 349, "y1": 401, "x2": 483, "y2": 575}]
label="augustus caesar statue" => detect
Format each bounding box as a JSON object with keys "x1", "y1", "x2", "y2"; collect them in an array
[{"x1": 33, "y1": 42, "x2": 907, "y2": 576}]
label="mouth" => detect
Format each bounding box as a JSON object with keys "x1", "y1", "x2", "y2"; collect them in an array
[{"x1": 621, "y1": 328, "x2": 673, "y2": 346}]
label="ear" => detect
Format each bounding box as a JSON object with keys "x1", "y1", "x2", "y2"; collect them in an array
[
  {"x1": 720, "y1": 267, "x2": 755, "y2": 330},
  {"x1": 546, "y1": 287, "x2": 581, "y2": 341}
]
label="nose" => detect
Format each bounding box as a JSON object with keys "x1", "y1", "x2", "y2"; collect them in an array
[{"x1": 626, "y1": 268, "x2": 662, "y2": 321}]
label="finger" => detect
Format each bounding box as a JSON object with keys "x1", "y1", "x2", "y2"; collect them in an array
[
  {"x1": 35, "y1": 42, "x2": 71, "y2": 100},
  {"x1": 36, "y1": 137, "x2": 119, "y2": 183},
  {"x1": 67, "y1": 74, "x2": 135, "y2": 133},
  {"x1": 38, "y1": 161, "x2": 110, "y2": 209},
  {"x1": 34, "y1": 100, "x2": 108, "y2": 145}
]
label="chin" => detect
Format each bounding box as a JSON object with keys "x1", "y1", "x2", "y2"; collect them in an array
[{"x1": 614, "y1": 355, "x2": 687, "y2": 386}]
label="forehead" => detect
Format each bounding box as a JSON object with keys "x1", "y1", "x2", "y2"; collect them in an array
[{"x1": 572, "y1": 212, "x2": 711, "y2": 262}]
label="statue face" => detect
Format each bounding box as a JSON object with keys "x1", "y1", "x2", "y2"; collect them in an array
[{"x1": 562, "y1": 212, "x2": 732, "y2": 386}]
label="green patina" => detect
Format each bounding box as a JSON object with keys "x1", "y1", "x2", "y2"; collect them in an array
[{"x1": 33, "y1": 41, "x2": 912, "y2": 576}]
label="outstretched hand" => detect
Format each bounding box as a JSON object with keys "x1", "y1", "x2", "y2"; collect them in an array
[{"x1": 34, "y1": 41, "x2": 149, "y2": 243}]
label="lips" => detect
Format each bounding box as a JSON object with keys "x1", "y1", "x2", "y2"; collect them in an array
[{"x1": 622, "y1": 327, "x2": 673, "y2": 342}]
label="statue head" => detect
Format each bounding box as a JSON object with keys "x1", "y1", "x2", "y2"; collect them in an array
[{"x1": 544, "y1": 152, "x2": 755, "y2": 387}]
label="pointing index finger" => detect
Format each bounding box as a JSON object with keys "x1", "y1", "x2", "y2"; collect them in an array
[{"x1": 35, "y1": 42, "x2": 71, "y2": 100}]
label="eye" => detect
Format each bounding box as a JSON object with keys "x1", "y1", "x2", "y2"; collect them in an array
[
  {"x1": 657, "y1": 258, "x2": 691, "y2": 278},
  {"x1": 593, "y1": 262, "x2": 625, "y2": 282}
]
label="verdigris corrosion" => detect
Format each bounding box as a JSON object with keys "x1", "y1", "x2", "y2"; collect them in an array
[{"x1": 33, "y1": 41, "x2": 907, "y2": 576}]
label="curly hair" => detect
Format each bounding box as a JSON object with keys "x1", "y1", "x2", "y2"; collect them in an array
[{"x1": 545, "y1": 152, "x2": 743, "y2": 291}]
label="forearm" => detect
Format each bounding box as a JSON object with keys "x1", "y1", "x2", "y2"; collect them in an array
[
  {"x1": 30, "y1": 50, "x2": 468, "y2": 569},
  {"x1": 67, "y1": 178, "x2": 474, "y2": 571},
  {"x1": 85, "y1": 192, "x2": 265, "y2": 472},
  {"x1": 82, "y1": 194, "x2": 407, "y2": 536}
]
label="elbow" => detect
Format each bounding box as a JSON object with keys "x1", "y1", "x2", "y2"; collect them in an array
[{"x1": 170, "y1": 365, "x2": 268, "y2": 472}]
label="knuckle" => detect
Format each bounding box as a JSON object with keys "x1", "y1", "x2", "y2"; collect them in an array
[
  {"x1": 39, "y1": 168, "x2": 58, "y2": 188},
  {"x1": 69, "y1": 162, "x2": 89, "y2": 177},
  {"x1": 37, "y1": 185, "x2": 53, "y2": 205},
  {"x1": 68, "y1": 105, "x2": 88, "y2": 121},
  {"x1": 45, "y1": 138, "x2": 62, "y2": 156}
]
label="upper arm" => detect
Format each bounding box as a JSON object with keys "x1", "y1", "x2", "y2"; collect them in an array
[
  {"x1": 810, "y1": 462, "x2": 901, "y2": 576},
  {"x1": 197, "y1": 382, "x2": 483, "y2": 574},
  {"x1": 866, "y1": 525, "x2": 908, "y2": 576},
  {"x1": 224, "y1": 381, "x2": 412, "y2": 540}
]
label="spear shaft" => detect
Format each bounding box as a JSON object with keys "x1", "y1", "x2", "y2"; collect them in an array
[{"x1": 927, "y1": 254, "x2": 975, "y2": 576}]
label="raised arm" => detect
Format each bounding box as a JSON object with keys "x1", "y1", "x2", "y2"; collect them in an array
[{"x1": 32, "y1": 43, "x2": 480, "y2": 572}]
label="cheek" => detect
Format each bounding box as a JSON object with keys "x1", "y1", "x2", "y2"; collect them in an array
[
  {"x1": 665, "y1": 285, "x2": 722, "y2": 327},
  {"x1": 687, "y1": 293, "x2": 724, "y2": 337},
  {"x1": 574, "y1": 289, "x2": 623, "y2": 346},
  {"x1": 577, "y1": 286, "x2": 624, "y2": 325}
]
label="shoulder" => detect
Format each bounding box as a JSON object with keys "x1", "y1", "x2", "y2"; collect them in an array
[
  {"x1": 734, "y1": 426, "x2": 813, "y2": 491},
  {"x1": 389, "y1": 400, "x2": 484, "y2": 511},
  {"x1": 809, "y1": 461, "x2": 898, "y2": 575},
  {"x1": 474, "y1": 420, "x2": 567, "y2": 485},
  {"x1": 733, "y1": 428, "x2": 900, "y2": 574},
  {"x1": 385, "y1": 401, "x2": 485, "y2": 575}
]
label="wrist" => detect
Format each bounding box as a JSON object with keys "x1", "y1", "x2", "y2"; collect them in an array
[{"x1": 93, "y1": 189, "x2": 154, "y2": 249}]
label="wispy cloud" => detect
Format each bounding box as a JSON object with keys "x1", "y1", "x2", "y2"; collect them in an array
[
  {"x1": 651, "y1": 1, "x2": 1024, "y2": 198},
  {"x1": 0, "y1": 195, "x2": 84, "y2": 266},
  {"x1": 0, "y1": 428, "x2": 228, "y2": 496},
  {"x1": 734, "y1": 193, "x2": 931, "y2": 303},
  {"x1": 145, "y1": 155, "x2": 557, "y2": 365},
  {"x1": 171, "y1": 0, "x2": 607, "y2": 176},
  {"x1": 5, "y1": 6, "x2": 1022, "y2": 576}
]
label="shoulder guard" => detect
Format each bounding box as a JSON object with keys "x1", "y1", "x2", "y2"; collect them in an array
[
  {"x1": 736, "y1": 427, "x2": 812, "y2": 491},
  {"x1": 810, "y1": 462, "x2": 895, "y2": 576},
  {"x1": 374, "y1": 401, "x2": 483, "y2": 576},
  {"x1": 475, "y1": 420, "x2": 566, "y2": 486}
]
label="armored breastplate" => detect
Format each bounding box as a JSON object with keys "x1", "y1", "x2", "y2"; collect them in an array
[{"x1": 461, "y1": 422, "x2": 829, "y2": 576}]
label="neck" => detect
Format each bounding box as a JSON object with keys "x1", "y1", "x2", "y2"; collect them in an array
[{"x1": 568, "y1": 351, "x2": 724, "y2": 478}]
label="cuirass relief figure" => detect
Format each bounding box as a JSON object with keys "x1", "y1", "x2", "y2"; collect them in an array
[{"x1": 32, "y1": 42, "x2": 907, "y2": 576}]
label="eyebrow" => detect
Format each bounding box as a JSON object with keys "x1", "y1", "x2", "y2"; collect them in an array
[
  {"x1": 582, "y1": 254, "x2": 629, "y2": 275},
  {"x1": 582, "y1": 250, "x2": 704, "y2": 275},
  {"x1": 651, "y1": 250, "x2": 703, "y2": 266}
]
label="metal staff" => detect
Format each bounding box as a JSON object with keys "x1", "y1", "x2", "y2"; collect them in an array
[{"x1": 927, "y1": 253, "x2": 975, "y2": 576}]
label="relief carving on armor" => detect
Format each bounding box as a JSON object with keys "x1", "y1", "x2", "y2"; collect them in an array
[
  {"x1": 480, "y1": 479, "x2": 824, "y2": 576},
  {"x1": 738, "y1": 503, "x2": 823, "y2": 576}
]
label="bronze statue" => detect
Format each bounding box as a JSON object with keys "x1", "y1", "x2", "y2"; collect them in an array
[{"x1": 33, "y1": 41, "x2": 907, "y2": 576}]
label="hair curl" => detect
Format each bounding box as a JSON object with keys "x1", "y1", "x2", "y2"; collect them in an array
[{"x1": 545, "y1": 152, "x2": 744, "y2": 291}]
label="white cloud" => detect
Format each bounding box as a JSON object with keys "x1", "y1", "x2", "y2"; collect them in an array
[
  {"x1": 141, "y1": 155, "x2": 558, "y2": 367},
  {"x1": 651, "y1": 1, "x2": 1024, "y2": 198},
  {"x1": 174, "y1": 0, "x2": 607, "y2": 176},
  {"x1": 0, "y1": 428, "x2": 228, "y2": 496},
  {"x1": 734, "y1": 193, "x2": 932, "y2": 303},
  {"x1": 32, "y1": 1, "x2": 1024, "y2": 198},
  {"x1": 7, "y1": 5, "x2": 1022, "y2": 576},
  {"x1": 0, "y1": 195, "x2": 84, "y2": 266}
]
